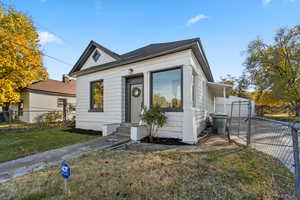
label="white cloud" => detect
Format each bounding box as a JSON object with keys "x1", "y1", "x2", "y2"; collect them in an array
[
  {"x1": 262, "y1": 0, "x2": 298, "y2": 5},
  {"x1": 38, "y1": 31, "x2": 62, "y2": 45},
  {"x1": 186, "y1": 14, "x2": 208, "y2": 26},
  {"x1": 262, "y1": 0, "x2": 272, "y2": 5}
]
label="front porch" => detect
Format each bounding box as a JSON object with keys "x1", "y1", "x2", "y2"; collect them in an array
[{"x1": 207, "y1": 82, "x2": 233, "y2": 114}]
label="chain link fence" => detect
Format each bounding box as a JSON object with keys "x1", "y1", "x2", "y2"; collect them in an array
[{"x1": 228, "y1": 100, "x2": 300, "y2": 199}]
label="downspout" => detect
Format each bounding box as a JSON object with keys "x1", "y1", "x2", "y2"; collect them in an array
[
  {"x1": 223, "y1": 87, "x2": 226, "y2": 114},
  {"x1": 214, "y1": 96, "x2": 216, "y2": 113}
]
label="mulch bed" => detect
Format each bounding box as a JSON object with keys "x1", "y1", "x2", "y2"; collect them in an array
[
  {"x1": 63, "y1": 128, "x2": 102, "y2": 136},
  {"x1": 140, "y1": 136, "x2": 188, "y2": 145}
]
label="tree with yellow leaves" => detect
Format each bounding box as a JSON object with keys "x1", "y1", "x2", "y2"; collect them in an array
[{"x1": 0, "y1": 4, "x2": 48, "y2": 111}]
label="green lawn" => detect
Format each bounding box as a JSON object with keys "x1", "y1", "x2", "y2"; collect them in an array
[
  {"x1": 0, "y1": 128, "x2": 98, "y2": 163},
  {"x1": 0, "y1": 145, "x2": 294, "y2": 200}
]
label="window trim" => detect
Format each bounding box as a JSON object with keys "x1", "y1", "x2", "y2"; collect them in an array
[
  {"x1": 150, "y1": 66, "x2": 183, "y2": 112},
  {"x1": 57, "y1": 98, "x2": 67, "y2": 108},
  {"x1": 89, "y1": 79, "x2": 104, "y2": 112},
  {"x1": 92, "y1": 50, "x2": 101, "y2": 62}
]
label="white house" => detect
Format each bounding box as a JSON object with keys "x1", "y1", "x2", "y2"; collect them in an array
[
  {"x1": 69, "y1": 38, "x2": 232, "y2": 144},
  {"x1": 12, "y1": 76, "x2": 76, "y2": 123}
]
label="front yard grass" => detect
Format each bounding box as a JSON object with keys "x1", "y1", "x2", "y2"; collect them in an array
[
  {"x1": 0, "y1": 128, "x2": 98, "y2": 163},
  {"x1": 0, "y1": 145, "x2": 294, "y2": 200}
]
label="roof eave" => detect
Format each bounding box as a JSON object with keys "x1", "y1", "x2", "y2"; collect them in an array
[
  {"x1": 70, "y1": 40, "x2": 214, "y2": 82},
  {"x1": 28, "y1": 88, "x2": 76, "y2": 97}
]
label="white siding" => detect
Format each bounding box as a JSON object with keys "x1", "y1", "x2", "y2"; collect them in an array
[
  {"x1": 24, "y1": 91, "x2": 76, "y2": 123},
  {"x1": 81, "y1": 48, "x2": 117, "y2": 70},
  {"x1": 76, "y1": 50, "x2": 193, "y2": 139},
  {"x1": 189, "y1": 51, "x2": 214, "y2": 136}
]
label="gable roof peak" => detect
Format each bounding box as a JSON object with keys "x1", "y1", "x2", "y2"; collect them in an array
[
  {"x1": 69, "y1": 40, "x2": 121, "y2": 74},
  {"x1": 89, "y1": 40, "x2": 121, "y2": 59}
]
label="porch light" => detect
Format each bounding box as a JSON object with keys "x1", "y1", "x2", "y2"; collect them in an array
[{"x1": 128, "y1": 68, "x2": 134, "y2": 73}]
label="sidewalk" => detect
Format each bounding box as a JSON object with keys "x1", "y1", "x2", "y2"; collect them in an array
[{"x1": 0, "y1": 134, "x2": 130, "y2": 183}]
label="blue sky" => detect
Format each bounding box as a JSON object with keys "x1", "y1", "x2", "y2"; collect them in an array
[{"x1": 5, "y1": 0, "x2": 300, "y2": 81}]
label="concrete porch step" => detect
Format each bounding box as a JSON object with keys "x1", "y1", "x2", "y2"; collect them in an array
[
  {"x1": 113, "y1": 123, "x2": 139, "y2": 137},
  {"x1": 116, "y1": 126, "x2": 131, "y2": 133}
]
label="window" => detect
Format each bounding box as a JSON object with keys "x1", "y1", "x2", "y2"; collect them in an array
[
  {"x1": 151, "y1": 67, "x2": 183, "y2": 111},
  {"x1": 92, "y1": 50, "x2": 101, "y2": 62},
  {"x1": 90, "y1": 80, "x2": 104, "y2": 111},
  {"x1": 57, "y1": 98, "x2": 67, "y2": 107}
]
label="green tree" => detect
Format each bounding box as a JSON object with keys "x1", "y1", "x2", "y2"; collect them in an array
[
  {"x1": 220, "y1": 73, "x2": 250, "y2": 98},
  {"x1": 0, "y1": 4, "x2": 48, "y2": 110},
  {"x1": 153, "y1": 94, "x2": 168, "y2": 107},
  {"x1": 245, "y1": 25, "x2": 300, "y2": 115}
]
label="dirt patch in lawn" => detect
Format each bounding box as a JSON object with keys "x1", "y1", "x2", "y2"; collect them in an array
[{"x1": 0, "y1": 136, "x2": 295, "y2": 200}]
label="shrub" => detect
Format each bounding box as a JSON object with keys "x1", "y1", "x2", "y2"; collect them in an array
[
  {"x1": 36, "y1": 111, "x2": 63, "y2": 128},
  {"x1": 140, "y1": 106, "x2": 167, "y2": 142}
]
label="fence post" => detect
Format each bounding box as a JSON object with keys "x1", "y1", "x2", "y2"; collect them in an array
[
  {"x1": 292, "y1": 127, "x2": 300, "y2": 199},
  {"x1": 247, "y1": 100, "x2": 252, "y2": 146},
  {"x1": 238, "y1": 101, "x2": 241, "y2": 137},
  {"x1": 229, "y1": 102, "x2": 234, "y2": 127}
]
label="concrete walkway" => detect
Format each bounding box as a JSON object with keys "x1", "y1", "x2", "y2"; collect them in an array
[{"x1": 0, "y1": 134, "x2": 130, "y2": 183}]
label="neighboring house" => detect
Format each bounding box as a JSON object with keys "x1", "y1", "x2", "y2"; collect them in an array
[
  {"x1": 15, "y1": 76, "x2": 76, "y2": 123},
  {"x1": 215, "y1": 96, "x2": 255, "y2": 117},
  {"x1": 69, "y1": 38, "x2": 232, "y2": 144}
]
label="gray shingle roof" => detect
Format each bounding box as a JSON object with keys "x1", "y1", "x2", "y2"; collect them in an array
[
  {"x1": 69, "y1": 38, "x2": 214, "y2": 82},
  {"x1": 121, "y1": 38, "x2": 199, "y2": 59}
]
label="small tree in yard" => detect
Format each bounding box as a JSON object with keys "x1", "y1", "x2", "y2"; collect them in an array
[{"x1": 140, "y1": 106, "x2": 167, "y2": 143}]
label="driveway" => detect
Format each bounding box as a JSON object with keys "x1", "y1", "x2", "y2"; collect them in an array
[
  {"x1": 231, "y1": 118, "x2": 295, "y2": 172},
  {"x1": 0, "y1": 134, "x2": 130, "y2": 183}
]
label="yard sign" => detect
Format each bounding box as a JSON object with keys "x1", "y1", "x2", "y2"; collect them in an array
[
  {"x1": 60, "y1": 161, "x2": 71, "y2": 194},
  {"x1": 60, "y1": 161, "x2": 71, "y2": 179}
]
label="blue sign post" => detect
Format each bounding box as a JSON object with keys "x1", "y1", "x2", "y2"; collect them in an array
[{"x1": 60, "y1": 161, "x2": 71, "y2": 194}]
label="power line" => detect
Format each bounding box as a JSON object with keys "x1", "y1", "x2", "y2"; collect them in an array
[
  {"x1": 0, "y1": 1, "x2": 74, "y2": 67},
  {"x1": 34, "y1": 21, "x2": 75, "y2": 48},
  {"x1": 0, "y1": 30, "x2": 73, "y2": 66},
  {"x1": 43, "y1": 54, "x2": 72, "y2": 66}
]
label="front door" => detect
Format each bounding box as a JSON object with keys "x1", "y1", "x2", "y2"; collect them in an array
[
  {"x1": 130, "y1": 83, "x2": 143, "y2": 123},
  {"x1": 126, "y1": 76, "x2": 143, "y2": 123}
]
